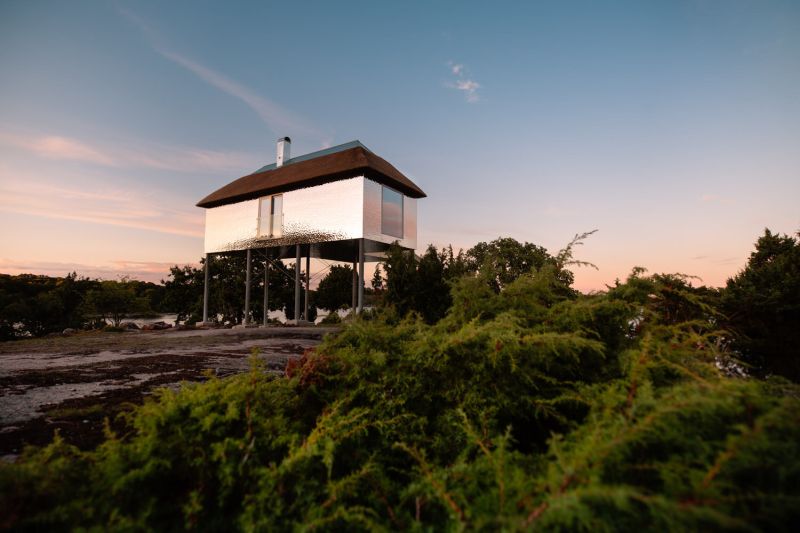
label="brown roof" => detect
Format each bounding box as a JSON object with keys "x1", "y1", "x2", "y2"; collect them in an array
[{"x1": 196, "y1": 144, "x2": 426, "y2": 208}]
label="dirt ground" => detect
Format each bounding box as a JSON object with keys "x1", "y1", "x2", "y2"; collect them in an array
[{"x1": 0, "y1": 326, "x2": 336, "y2": 460}]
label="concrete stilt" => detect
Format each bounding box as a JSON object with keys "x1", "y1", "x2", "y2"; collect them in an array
[
  {"x1": 357, "y1": 238, "x2": 365, "y2": 314},
  {"x1": 351, "y1": 261, "x2": 357, "y2": 311},
  {"x1": 304, "y1": 252, "x2": 310, "y2": 320},
  {"x1": 243, "y1": 248, "x2": 252, "y2": 326},
  {"x1": 202, "y1": 253, "x2": 210, "y2": 324},
  {"x1": 294, "y1": 244, "x2": 301, "y2": 322},
  {"x1": 264, "y1": 250, "x2": 269, "y2": 326}
]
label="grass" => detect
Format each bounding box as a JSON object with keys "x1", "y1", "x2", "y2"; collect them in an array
[{"x1": 44, "y1": 403, "x2": 106, "y2": 419}]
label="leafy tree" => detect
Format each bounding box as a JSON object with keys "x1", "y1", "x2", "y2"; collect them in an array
[
  {"x1": 382, "y1": 238, "x2": 572, "y2": 324},
  {"x1": 85, "y1": 281, "x2": 138, "y2": 327},
  {"x1": 315, "y1": 265, "x2": 354, "y2": 312},
  {"x1": 721, "y1": 228, "x2": 800, "y2": 381},
  {"x1": 198, "y1": 254, "x2": 300, "y2": 325},
  {"x1": 465, "y1": 236, "x2": 573, "y2": 291},
  {"x1": 162, "y1": 265, "x2": 201, "y2": 325},
  {"x1": 0, "y1": 272, "x2": 98, "y2": 338}
]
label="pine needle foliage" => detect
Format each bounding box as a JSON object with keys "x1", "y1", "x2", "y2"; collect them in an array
[{"x1": 2, "y1": 255, "x2": 799, "y2": 530}]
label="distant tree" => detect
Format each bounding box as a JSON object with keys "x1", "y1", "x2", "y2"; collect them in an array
[
  {"x1": 415, "y1": 246, "x2": 452, "y2": 323},
  {"x1": 721, "y1": 228, "x2": 800, "y2": 381},
  {"x1": 465, "y1": 237, "x2": 572, "y2": 292},
  {"x1": 371, "y1": 265, "x2": 384, "y2": 292},
  {"x1": 86, "y1": 281, "x2": 137, "y2": 327},
  {"x1": 316, "y1": 265, "x2": 355, "y2": 312},
  {"x1": 382, "y1": 238, "x2": 575, "y2": 324},
  {"x1": 0, "y1": 272, "x2": 99, "y2": 338},
  {"x1": 162, "y1": 265, "x2": 202, "y2": 325},
  {"x1": 383, "y1": 243, "x2": 468, "y2": 323},
  {"x1": 383, "y1": 244, "x2": 419, "y2": 318}
]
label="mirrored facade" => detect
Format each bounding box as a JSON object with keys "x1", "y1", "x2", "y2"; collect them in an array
[{"x1": 203, "y1": 176, "x2": 417, "y2": 254}]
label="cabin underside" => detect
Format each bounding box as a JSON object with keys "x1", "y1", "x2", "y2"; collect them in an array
[{"x1": 201, "y1": 237, "x2": 409, "y2": 326}]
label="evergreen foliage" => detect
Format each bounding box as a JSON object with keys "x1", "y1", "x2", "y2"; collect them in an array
[
  {"x1": 2, "y1": 234, "x2": 798, "y2": 530},
  {"x1": 315, "y1": 265, "x2": 354, "y2": 312},
  {"x1": 721, "y1": 229, "x2": 800, "y2": 381}
]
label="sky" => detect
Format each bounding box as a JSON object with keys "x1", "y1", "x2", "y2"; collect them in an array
[{"x1": 0, "y1": 0, "x2": 798, "y2": 292}]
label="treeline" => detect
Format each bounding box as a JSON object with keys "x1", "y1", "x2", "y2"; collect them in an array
[
  {"x1": 382, "y1": 229, "x2": 800, "y2": 383},
  {"x1": 0, "y1": 274, "x2": 168, "y2": 340},
  {"x1": 1, "y1": 228, "x2": 798, "y2": 530},
  {"x1": 0, "y1": 237, "x2": 576, "y2": 340},
  {"x1": 2, "y1": 229, "x2": 798, "y2": 383}
]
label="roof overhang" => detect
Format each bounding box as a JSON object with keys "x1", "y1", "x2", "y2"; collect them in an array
[{"x1": 197, "y1": 144, "x2": 426, "y2": 209}]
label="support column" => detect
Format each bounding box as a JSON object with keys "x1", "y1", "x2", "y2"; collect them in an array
[
  {"x1": 202, "y1": 253, "x2": 210, "y2": 324},
  {"x1": 357, "y1": 238, "x2": 365, "y2": 314},
  {"x1": 264, "y1": 249, "x2": 269, "y2": 326},
  {"x1": 351, "y1": 261, "x2": 357, "y2": 310},
  {"x1": 294, "y1": 244, "x2": 301, "y2": 322},
  {"x1": 243, "y1": 248, "x2": 252, "y2": 326},
  {"x1": 304, "y1": 251, "x2": 310, "y2": 320}
]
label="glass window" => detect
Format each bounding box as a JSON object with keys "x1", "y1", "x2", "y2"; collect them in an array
[
  {"x1": 381, "y1": 186, "x2": 403, "y2": 238},
  {"x1": 270, "y1": 195, "x2": 283, "y2": 238},
  {"x1": 259, "y1": 194, "x2": 283, "y2": 237},
  {"x1": 258, "y1": 197, "x2": 271, "y2": 236}
]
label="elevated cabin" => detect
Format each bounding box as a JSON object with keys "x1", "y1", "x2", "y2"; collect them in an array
[{"x1": 196, "y1": 138, "x2": 426, "y2": 324}]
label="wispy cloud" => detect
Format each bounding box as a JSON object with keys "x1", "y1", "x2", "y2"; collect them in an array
[
  {"x1": 120, "y1": 8, "x2": 326, "y2": 140},
  {"x1": 446, "y1": 60, "x2": 481, "y2": 103},
  {"x1": 691, "y1": 254, "x2": 740, "y2": 266},
  {"x1": 0, "y1": 130, "x2": 258, "y2": 173},
  {"x1": 0, "y1": 169, "x2": 204, "y2": 238},
  {"x1": 0, "y1": 132, "x2": 115, "y2": 166}
]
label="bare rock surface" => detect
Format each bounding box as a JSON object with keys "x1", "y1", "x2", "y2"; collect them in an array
[{"x1": 0, "y1": 327, "x2": 336, "y2": 458}]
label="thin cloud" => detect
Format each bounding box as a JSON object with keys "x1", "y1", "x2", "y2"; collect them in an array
[
  {"x1": 120, "y1": 8, "x2": 326, "y2": 140},
  {"x1": 0, "y1": 172, "x2": 204, "y2": 238},
  {"x1": 0, "y1": 132, "x2": 114, "y2": 166},
  {"x1": 0, "y1": 130, "x2": 258, "y2": 174},
  {"x1": 446, "y1": 61, "x2": 481, "y2": 103}
]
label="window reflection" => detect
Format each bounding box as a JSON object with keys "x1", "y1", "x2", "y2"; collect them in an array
[
  {"x1": 381, "y1": 186, "x2": 403, "y2": 238},
  {"x1": 259, "y1": 194, "x2": 283, "y2": 237}
]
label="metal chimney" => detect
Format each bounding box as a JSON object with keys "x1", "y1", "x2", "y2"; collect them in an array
[{"x1": 276, "y1": 136, "x2": 291, "y2": 167}]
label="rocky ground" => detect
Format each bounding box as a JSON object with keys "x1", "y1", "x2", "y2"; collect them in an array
[{"x1": 0, "y1": 327, "x2": 336, "y2": 461}]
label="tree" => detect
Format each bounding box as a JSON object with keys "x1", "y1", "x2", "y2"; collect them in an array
[
  {"x1": 383, "y1": 244, "x2": 467, "y2": 323},
  {"x1": 86, "y1": 281, "x2": 137, "y2": 327},
  {"x1": 162, "y1": 265, "x2": 201, "y2": 325},
  {"x1": 383, "y1": 243, "x2": 421, "y2": 318},
  {"x1": 382, "y1": 238, "x2": 573, "y2": 324},
  {"x1": 465, "y1": 237, "x2": 572, "y2": 292},
  {"x1": 721, "y1": 228, "x2": 800, "y2": 381},
  {"x1": 371, "y1": 265, "x2": 383, "y2": 292},
  {"x1": 315, "y1": 265, "x2": 354, "y2": 312}
]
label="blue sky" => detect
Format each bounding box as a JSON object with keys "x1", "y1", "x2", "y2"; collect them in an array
[{"x1": 1, "y1": 0, "x2": 798, "y2": 290}]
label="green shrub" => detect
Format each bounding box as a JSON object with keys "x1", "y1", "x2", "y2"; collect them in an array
[
  {"x1": 319, "y1": 311, "x2": 342, "y2": 325},
  {"x1": 1, "y1": 267, "x2": 798, "y2": 531}
]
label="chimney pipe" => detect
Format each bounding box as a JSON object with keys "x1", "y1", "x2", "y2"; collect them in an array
[{"x1": 276, "y1": 136, "x2": 291, "y2": 167}]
